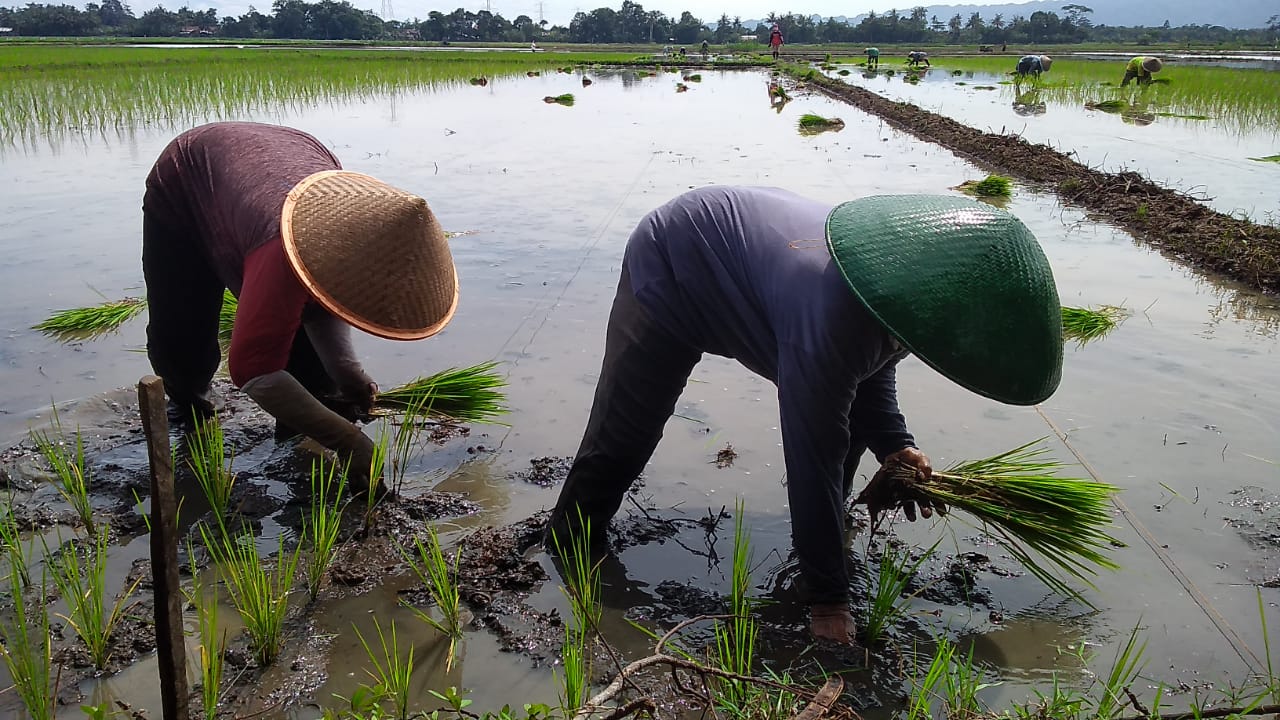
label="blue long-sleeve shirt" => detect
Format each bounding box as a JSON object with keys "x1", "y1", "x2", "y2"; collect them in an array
[
  {"x1": 625, "y1": 185, "x2": 915, "y2": 602},
  {"x1": 1015, "y1": 55, "x2": 1043, "y2": 75}
]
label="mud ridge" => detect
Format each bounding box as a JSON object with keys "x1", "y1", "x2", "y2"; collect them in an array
[{"x1": 791, "y1": 68, "x2": 1280, "y2": 294}]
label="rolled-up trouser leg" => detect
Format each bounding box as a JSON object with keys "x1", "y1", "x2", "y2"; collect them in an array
[
  {"x1": 142, "y1": 210, "x2": 223, "y2": 423},
  {"x1": 548, "y1": 267, "x2": 702, "y2": 548}
]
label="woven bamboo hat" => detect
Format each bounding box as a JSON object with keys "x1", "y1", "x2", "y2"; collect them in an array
[
  {"x1": 1141, "y1": 57, "x2": 1163, "y2": 73},
  {"x1": 281, "y1": 170, "x2": 458, "y2": 341},
  {"x1": 825, "y1": 195, "x2": 1063, "y2": 406},
  {"x1": 1039, "y1": 55, "x2": 1053, "y2": 71}
]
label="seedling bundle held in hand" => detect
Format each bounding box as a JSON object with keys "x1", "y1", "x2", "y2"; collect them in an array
[{"x1": 857, "y1": 439, "x2": 1121, "y2": 601}]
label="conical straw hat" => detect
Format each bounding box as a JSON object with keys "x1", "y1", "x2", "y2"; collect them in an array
[
  {"x1": 281, "y1": 171, "x2": 458, "y2": 341},
  {"x1": 1039, "y1": 55, "x2": 1053, "y2": 71},
  {"x1": 826, "y1": 195, "x2": 1063, "y2": 406},
  {"x1": 1141, "y1": 57, "x2": 1163, "y2": 73}
]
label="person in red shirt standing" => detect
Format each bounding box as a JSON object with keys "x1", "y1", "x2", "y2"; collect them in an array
[
  {"x1": 768, "y1": 24, "x2": 784, "y2": 60},
  {"x1": 142, "y1": 122, "x2": 458, "y2": 495}
]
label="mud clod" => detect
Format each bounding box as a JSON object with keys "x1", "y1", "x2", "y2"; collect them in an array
[
  {"x1": 714, "y1": 443, "x2": 737, "y2": 468},
  {"x1": 512, "y1": 456, "x2": 572, "y2": 487}
]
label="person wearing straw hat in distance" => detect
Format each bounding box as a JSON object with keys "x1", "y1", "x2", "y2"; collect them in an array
[
  {"x1": 545, "y1": 186, "x2": 1063, "y2": 645},
  {"x1": 1013, "y1": 54, "x2": 1052, "y2": 81},
  {"x1": 142, "y1": 122, "x2": 458, "y2": 496},
  {"x1": 1121, "y1": 56, "x2": 1163, "y2": 87},
  {"x1": 864, "y1": 46, "x2": 880, "y2": 69}
]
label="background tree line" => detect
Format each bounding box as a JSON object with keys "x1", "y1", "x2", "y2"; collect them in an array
[{"x1": 1, "y1": 0, "x2": 1277, "y2": 46}]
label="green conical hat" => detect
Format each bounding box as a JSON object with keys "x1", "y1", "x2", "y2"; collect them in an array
[{"x1": 825, "y1": 195, "x2": 1062, "y2": 405}]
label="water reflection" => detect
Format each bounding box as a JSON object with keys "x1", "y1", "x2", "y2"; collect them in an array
[{"x1": 1012, "y1": 90, "x2": 1048, "y2": 117}]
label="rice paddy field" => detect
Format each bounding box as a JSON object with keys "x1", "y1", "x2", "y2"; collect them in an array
[
  {"x1": 824, "y1": 53, "x2": 1280, "y2": 222},
  {"x1": 1, "y1": 44, "x2": 1279, "y2": 720}
]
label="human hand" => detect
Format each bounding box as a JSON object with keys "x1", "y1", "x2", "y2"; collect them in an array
[
  {"x1": 809, "y1": 603, "x2": 857, "y2": 645},
  {"x1": 326, "y1": 380, "x2": 378, "y2": 423},
  {"x1": 855, "y1": 447, "x2": 946, "y2": 525}
]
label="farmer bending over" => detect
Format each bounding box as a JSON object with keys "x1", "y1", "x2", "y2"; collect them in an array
[
  {"x1": 1014, "y1": 54, "x2": 1052, "y2": 80},
  {"x1": 143, "y1": 122, "x2": 458, "y2": 495},
  {"x1": 546, "y1": 186, "x2": 1064, "y2": 645},
  {"x1": 865, "y1": 46, "x2": 880, "y2": 68},
  {"x1": 1121, "y1": 56, "x2": 1163, "y2": 87},
  {"x1": 907, "y1": 51, "x2": 931, "y2": 68}
]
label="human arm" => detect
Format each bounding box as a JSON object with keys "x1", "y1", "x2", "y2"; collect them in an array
[
  {"x1": 301, "y1": 305, "x2": 377, "y2": 418},
  {"x1": 230, "y1": 242, "x2": 379, "y2": 486}
]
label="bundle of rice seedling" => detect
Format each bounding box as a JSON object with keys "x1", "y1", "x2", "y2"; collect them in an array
[
  {"x1": 543, "y1": 93, "x2": 575, "y2": 106},
  {"x1": 797, "y1": 114, "x2": 845, "y2": 134},
  {"x1": 33, "y1": 297, "x2": 146, "y2": 341},
  {"x1": 1086, "y1": 99, "x2": 1126, "y2": 112},
  {"x1": 374, "y1": 362, "x2": 507, "y2": 424},
  {"x1": 860, "y1": 440, "x2": 1121, "y2": 600},
  {"x1": 972, "y1": 174, "x2": 1012, "y2": 197},
  {"x1": 1061, "y1": 304, "x2": 1127, "y2": 344},
  {"x1": 37, "y1": 291, "x2": 238, "y2": 346}
]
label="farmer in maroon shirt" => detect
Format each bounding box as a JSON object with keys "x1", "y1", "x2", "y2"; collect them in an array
[{"x1": 142, "y1": 122, "x2": 458, "y2": 493}]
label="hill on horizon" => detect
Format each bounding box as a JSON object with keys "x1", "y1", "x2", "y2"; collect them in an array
[{"x1": 733, "y1": 0, "x2": 1275, "y2": 31}]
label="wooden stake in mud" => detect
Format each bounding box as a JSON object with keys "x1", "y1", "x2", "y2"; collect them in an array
[{"x1": 138, "y1": 376, "x2": 190, "y2": 720}]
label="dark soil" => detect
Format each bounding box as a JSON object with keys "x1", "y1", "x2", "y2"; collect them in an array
[
  {"x1": 713, "y1": 443, "x2": 737, "y2": 469},
  {"x1": 790, "y1": 68, "x2": 1280, "y2": 295},
  {"x1": 512, "y1": 456, "x2": 573, "y2": 487}
]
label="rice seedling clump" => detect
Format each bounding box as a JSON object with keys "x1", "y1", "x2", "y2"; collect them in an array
[
  {"x1": 374, "y1": 362, "x2": 507, "y2": 423},
  {"x1": 797, "y1": 113, "x2": 845, "y2": 134},
  {"x1": 33, "y1": 296, "x2": 146, "y2": 341},
  {"x1": 543, "y1": 93, "x2": 575, "y2": 106},
  {"x1": 1062, "y1": 304, "x2": 1129, "y2": 344},
  {"x1": 900, "y1": 440, "x2": 1121, "y2": 600},
  {"x1": 956, "y1": 174, "x2": 1013, "y2": 197}
]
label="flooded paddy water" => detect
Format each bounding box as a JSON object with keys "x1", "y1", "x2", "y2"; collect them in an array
[
  {"x1": 1, "y1": 47, "x2": 1278, "y2": 719},
  {"x1": 824, "y1": 55, "x2": 1280, "y2": 223}
]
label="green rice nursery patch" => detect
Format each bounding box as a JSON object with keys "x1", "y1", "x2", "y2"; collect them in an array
[{"x1": 932, "y1": 55, "x2": 1280, "y2": 134}]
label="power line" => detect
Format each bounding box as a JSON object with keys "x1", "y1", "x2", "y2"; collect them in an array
[{"x1": 380, "y1": 0, "x2": 393, "y2": 20}]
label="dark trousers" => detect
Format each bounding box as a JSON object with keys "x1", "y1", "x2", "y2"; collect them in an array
[
  {"x1": 1120, "y1": 69, "x2": 1149, "y2": 87},
  {"x1": 547, "y1": 266, "x2": 874, "y2": 545},
  {"x1": 548, "y1": 268, "x2": 702, "y2": 543},
  {"x1": 142, "y1": 211, "x2": 335, "y2": 423}
]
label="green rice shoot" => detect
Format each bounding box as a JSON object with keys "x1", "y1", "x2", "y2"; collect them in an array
[
  {"x1": 798, "y1": 113, "x2": 844, "y2": 133},
  {"x1": 218, "y1": 289, "x2": 237, "y2": 350},
  {"x1": 46, "y1": 527, "x2": 143, "y2": 670},
  {"x1": 1062, "y1": 305, "x2": 1128, "y2": 345},
  {"x1": 544, "y1": 93, "x2": 575, "y2": 106},
  {"x1": 957, "y1": 174, "x2": 1013, "y2": 197},
  {"x1": 375, "y1": 362, "x2": 507, "y2": 424},
  {"x1": 912, "y1": 439, "x2": 1121, "y2": 601},
  {"x1": 0, "y1": 564, "x2": 55, "y2": 720},
  {"x1": 33, "y1": 296, "x2": 146, "y2": 341},
  {"x1": 1250, "y1": 154, "x2": 1280, "y2": 163}
]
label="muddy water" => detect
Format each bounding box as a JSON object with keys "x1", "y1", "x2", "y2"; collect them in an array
[
  {"x1": 829, "y1": 63, "x2": 1280, "y2": 223},
  {"x1": 1, "y1": 66, "x2": 1278, "y2": 717}
]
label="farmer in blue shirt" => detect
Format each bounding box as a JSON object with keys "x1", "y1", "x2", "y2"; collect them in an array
[
  {"x1": 1014, "y1": 54, "x2": 1052, "y2": 79},
  {"x1": 547, "y1": 186, "x2": 1064, "y2": 645}
]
